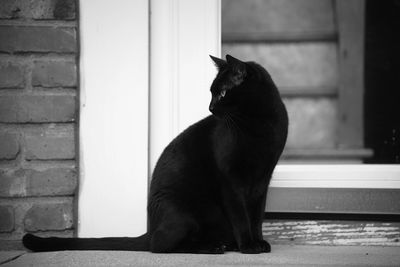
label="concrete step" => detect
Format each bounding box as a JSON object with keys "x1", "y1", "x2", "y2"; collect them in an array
[{"x1": 2, "y1": 245, "x2": 400, "y2": 266}]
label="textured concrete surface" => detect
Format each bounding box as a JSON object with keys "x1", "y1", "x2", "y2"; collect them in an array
[
  {"x1": 0, "y1": 251, "x2": 24, "y2": 265},
  {"x1": 1, "y1": 245, "x2": 400, "y2": 266}
]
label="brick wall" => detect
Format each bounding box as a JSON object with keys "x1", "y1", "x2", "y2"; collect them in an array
[{"x1": 0, "y1": 0, "x2": 78, "y2": 250}]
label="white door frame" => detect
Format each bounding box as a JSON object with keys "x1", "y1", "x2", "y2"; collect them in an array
[{"x1": 149, "y1": 0, "x2": 221, "y2": 173}]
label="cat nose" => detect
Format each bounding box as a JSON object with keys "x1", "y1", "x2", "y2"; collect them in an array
[{"x1": 209, "y1": 97, "x2": 218, "y2": 113}]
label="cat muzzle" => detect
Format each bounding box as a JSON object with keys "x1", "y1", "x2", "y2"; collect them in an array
[{"x1": 209, "y1": 97, "x2": 220, "y2": 114}]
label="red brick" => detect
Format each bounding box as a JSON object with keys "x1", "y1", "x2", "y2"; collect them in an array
[
  {"x1": 0, "y1": 169, "x2": 25, "y2": 197},
  {"x1": 0, "y1": 132, "x2": 19, "y2": 160},
  {"x1": 0, "y1": 95, "x2": 75, "y2": 123},
  {"x1": 52, "y1": 0, "x2": 76, "y2": 20},
  {"x1": 32, "y1": 60, "x2": 77, "y2": 87},
  {"x1": 24, "y1": 125, "x2": 75, "y2": 160},
  {"x1": 0, "y1": 26, "x2": 76, "y2": 53},
  {"x1": 0, "y1": 61, "x2": 25, "y2": 88},
  {"x1": 0, "y1": 0, "x2": 76, "y2": 20},
  {"x1": 0, "y1": 206, "x2": 14, "y2": 232},
  {"x1": 28, "y1": 167, "x2": 77, "y2": 196},
  {"x1": 24, "y1": 201, "x2": 73, "y2": 231},
  {"x1": 0, "y1": 167, "x2": 77, "y2": 197}
]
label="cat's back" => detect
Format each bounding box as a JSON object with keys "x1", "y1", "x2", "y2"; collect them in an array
[
  {"x1": 149, "y1": 115, "x2": 219, "y2": 215},
  {"x1": 168, "y1": 115, "x2": 216, "y2": 155},
  {"x1": 151, "y1": 115, "x2": 217, "y2": 179}
]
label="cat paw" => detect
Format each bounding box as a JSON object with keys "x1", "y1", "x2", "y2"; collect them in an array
[
  {"x1": 257, "y1": 239, "x2": 271, "y2": 253},
  {"x1": 211, "y1": 245, "x2": 226, "y2": 254},
  {"x1": 224, "y1": 242, "x2": 239, "y2": 252},
  {"x1": 239, "y1": 241, "x2": 262, "y2": 254},
  {"x1": 197, "y1": 244, "x2": 226, "y2": 254},
  {"x1": 186, "y1": 244, "x2": 225, "y2": 254}
]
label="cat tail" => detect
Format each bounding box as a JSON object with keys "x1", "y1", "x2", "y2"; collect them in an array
[{"x1": 22, "y1": 233, "x2": 150, "y2": 252}]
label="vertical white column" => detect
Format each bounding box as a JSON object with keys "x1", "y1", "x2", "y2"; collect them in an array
[
  {"x1": 78, "y1": 0, "x2": 149, "y2": 237},
  {"x1": 150, "y1": 0, "x2": 221, "y2": 173}
]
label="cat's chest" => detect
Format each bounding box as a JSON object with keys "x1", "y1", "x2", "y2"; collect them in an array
[{"x1": 213, "y1": 126, "x2": 267, "y2": 175}]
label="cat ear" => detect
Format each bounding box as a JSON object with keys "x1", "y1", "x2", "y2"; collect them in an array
[
  {"x1": 209, "y1": 55, "x2": 227, "y2": 70},
  {"x1": 226, "y1": 54, "x2": 247, "y2": 84},
  {"x1": 226, "y1": 55, "x2": 246, "y2": 73},
  {"x1": 226, "y1": 54, "x2": 242, "y2": 64}
]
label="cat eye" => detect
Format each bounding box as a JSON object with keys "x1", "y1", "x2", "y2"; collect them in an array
[{"x1": 220, "y1": 90, "x2": 226, "y2": 98}]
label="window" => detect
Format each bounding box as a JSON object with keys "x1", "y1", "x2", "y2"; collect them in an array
[{"x1": 222, "y1": 0, "x2": 400, "y2": 216}]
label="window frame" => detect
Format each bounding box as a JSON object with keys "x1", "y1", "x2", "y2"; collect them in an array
[{"x1": 272, "y1": 164, "x2": 400, "y2": 189}]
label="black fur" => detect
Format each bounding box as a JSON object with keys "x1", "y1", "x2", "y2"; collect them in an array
[{"x1": 23, "y1": 55, "x2": 288, "y2": 254}]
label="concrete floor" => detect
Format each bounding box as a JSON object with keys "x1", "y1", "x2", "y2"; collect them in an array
[{"x1": 1, "y1": 245, "x2": 400, "y2": 267}]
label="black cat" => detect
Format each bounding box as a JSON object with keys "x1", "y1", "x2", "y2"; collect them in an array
[{"x1": 23, "y1": 55, "x2": 288, "y2": 254}]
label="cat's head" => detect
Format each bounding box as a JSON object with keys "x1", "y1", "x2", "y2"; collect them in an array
[{"x1": 209, "y1": 54, "x2": 277, "y2": 118}]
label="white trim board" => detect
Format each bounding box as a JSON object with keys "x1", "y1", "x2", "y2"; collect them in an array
[
  {"x1": 78, "y1": 0, "x2": 149, "y2": 237},
  {"x1": 271, "y1": 164, "x2": 400, "y2": 189}
]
